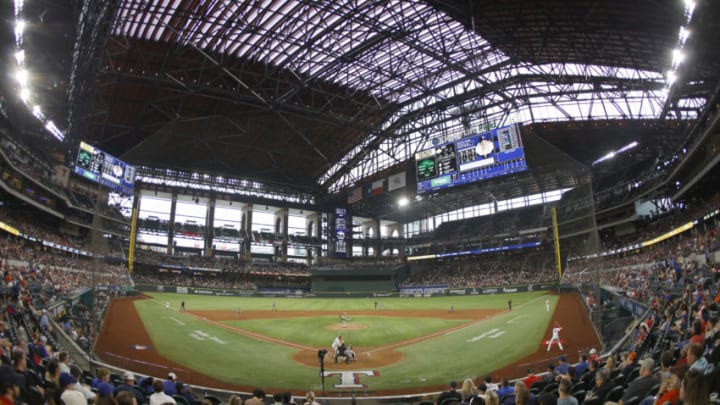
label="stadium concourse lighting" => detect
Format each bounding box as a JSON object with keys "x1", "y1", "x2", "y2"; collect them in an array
[{"x1": 397, "y1": 196, "x2": 410, "y2": 207}]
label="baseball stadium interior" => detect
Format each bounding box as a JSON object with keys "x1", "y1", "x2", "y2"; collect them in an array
[{"x1": 1, "y1": 0, "x2": 720, "y2": 404}]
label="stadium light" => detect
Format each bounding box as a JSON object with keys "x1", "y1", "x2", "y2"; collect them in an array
[
  {"x1": 19, "y1": 88, "x2": 30, "y2": 102},
  {"x1": 44, "y1": 120, "x2": 65, "y2": 141},
  {"x1": 15, "y1": 68, "x2": 28, "y2": 86},
  {"x1": 14, "y1": 0, "x2": 24, "y2": 15},
  {"x1": 14, "y1": 19, "x2": 25, "y2": 45},
  {"x1": 666, "y1": 71, "x2": 677, "y2": 85},
  {"x1": 397, "y1": 196, "x2": 410, "y2": 207},
  {"x1": 592, "y1": 141, "x2": 638, "y2": 166},
  {"x1": 678, "y1": 26, "x2": 690, "y2": 45},
  {"x1": 32, "y1": 105, "x2": 44, "y2": 120},
  {"x1": 15, "y1": 19, "x2": 25, "y2": 34},
  {"x1": 672, "y1": 49, "x2": 685, "y2": 67},
  {"x1": 684, "y1": 0, "x2": 696, "y2": 21}
]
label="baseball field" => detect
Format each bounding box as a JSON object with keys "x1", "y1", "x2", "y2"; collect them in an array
[{"x1": 94, "y1": 291, "x2": 600, "y2": 396}]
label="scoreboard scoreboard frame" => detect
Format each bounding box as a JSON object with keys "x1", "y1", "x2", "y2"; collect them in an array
[
  {"x1": 73, "y1": 141, "x2": 136, "y2": 195},
  {"x1": 415, "y1": 123, "x2": 528, "y2": 194}
]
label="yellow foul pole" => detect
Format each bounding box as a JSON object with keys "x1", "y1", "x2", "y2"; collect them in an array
[{"x1": 552, "y1": 207, "x2": 562, "y2": 281}]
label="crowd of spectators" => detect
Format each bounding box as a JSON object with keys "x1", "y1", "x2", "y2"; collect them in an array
[
  {"x1": 0, "y1": 131, "x2": 59, "y2": 192},
  {"x1": 599, "y1": 193, "x2": 720, "y2": 253},
  {"x1": 402, "y1": 249, "x2": 557, "y2": 288},
  {"x1": 0, "y1": 210, "x2": 88, "y2": 251},
  {"x1": 131, "y1": 268, "x2": 309, "y2": 290},
  {"x1": 564, "y1": 204, "x2": 720, "y2": 304}
]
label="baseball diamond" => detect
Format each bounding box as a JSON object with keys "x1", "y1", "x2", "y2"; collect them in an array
[{"x1": 94, "y1": 291, "x2": 600, "y2": 395}]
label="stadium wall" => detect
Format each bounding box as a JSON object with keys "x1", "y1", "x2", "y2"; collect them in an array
[{"x1": 310, "y1": 268, "x2": 401, "y2": 293}]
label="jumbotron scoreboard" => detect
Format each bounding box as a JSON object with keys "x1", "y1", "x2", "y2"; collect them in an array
[
  {"x1": 74, "y1": 141, "x2": 136, "y2": 195},
  {"x1": 416, "y1": 123, "x2": 528, "y2": 193}
]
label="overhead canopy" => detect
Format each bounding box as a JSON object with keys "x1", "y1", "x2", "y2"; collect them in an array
[{"x1": 5, "y1": 0, "x2": 718, "y2": 198}]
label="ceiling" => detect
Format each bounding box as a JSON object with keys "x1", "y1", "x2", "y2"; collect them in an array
[{"x1": 2, "y1": 0, "x2": 719, "y2": 204}]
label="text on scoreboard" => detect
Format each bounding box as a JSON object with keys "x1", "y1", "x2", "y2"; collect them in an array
[
  {"x1": 74, "y1": 141, "x2": 136, "y2": 195},
  {"x1": 415, "y1": 123, "x2": 527, "y2": 193}
]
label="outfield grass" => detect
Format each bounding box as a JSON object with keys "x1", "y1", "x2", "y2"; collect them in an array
[
  {"x1": 145, "y1": 291, "x2": 547, "y2": 311},
  {"x1": 134, "y1": 292, "x2": 558, "y2": 392}
]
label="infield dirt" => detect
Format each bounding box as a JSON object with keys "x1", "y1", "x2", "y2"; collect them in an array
[{"x1": 95, "y1": 293, "x2": 600, "y2": 396}]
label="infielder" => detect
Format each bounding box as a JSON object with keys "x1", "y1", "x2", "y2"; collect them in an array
[
  {"x1": 545, "y1": 299, "x2": 550, "y2": 312},
  {"x1": 547, "y1": 322, "x2": 563, "y2": 351}
]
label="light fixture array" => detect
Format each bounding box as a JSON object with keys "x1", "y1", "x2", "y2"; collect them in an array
[
  {"x1": 663, "y1": 0, "x2": 695, "y2": 95},
  {"x1": 12, "y1": 0, "x2": 65, "y2": 141}
]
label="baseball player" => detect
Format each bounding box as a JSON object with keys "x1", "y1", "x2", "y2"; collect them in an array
[
  {"x1": 165, "y1": 301, "x2": 170, "y2": 311},
  {"x1": 547, "y1": 322, "x2": 563, "y2": 351},
  {"x1": 340, "y1": 313, "x2": 347, "y2": 328},
  {"x1": 545, "y1": 299, "x2": 550, "y2": 312},
  {"x1": 331, "y1": 335, "x2": 343, "y2": 356}
]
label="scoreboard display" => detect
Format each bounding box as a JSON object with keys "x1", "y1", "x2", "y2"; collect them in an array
[
  {"x1": 416, "y1": 123, "x2": 527, "y2": 193},
  {"x1": 415, "y1": 143, "x2": 456, "y2": 181},
  {"x1": 74, "y1": 141, "x2": 136, "y2": 195}
]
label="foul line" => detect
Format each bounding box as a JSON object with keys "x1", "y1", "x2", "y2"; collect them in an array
[
  {"x1": 164, "y1": 317, "x2": 185, "y2": 326},
  {"x1": 507, "y1": 315, "x2": 528, "y2": 324},
  {"x1": 145, "y1": 293, "x2": 551, "y2": 355},
  {"x1": 145, "y1": 297, "x2": 315, "y2": 351}
]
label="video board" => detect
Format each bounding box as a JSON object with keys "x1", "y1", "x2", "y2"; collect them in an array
[
  {"x1": 416, "y1": 123, "x2": 527, "y2": 194},
  {"x1": 73, "y1": 141, "x2": 136, "y2": 195}
]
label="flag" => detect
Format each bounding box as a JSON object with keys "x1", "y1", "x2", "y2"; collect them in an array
[
  {"x1": 347, "y1": 187, "x2": 362, "y2": 204},
  {"x1": 388, "y1": 172, "x2": 406, "y2": 191},
  {"x1": 369, "y1": 179, "x2": 385, "y2": 196}
]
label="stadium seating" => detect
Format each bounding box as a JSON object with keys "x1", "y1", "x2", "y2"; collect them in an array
[{"x1": 2, "y1": 102, "x2": 720, "y2": 404}]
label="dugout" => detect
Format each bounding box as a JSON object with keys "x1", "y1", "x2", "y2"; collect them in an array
[{"x1": 310, "y1": 265, "x2": 404, "y2": 294}]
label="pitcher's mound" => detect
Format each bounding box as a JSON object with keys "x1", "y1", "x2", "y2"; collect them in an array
[{"x1": 325, "y1": 324, "x2": 368, "y2": 331}]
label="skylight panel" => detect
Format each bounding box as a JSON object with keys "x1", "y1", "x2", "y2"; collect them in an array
[{"x1": 154, "y1": 0, "x2": 179, "y2": 41}]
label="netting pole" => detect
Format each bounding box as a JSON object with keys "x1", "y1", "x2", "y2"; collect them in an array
[{"x1": 551, "y1": 207, "x2": 562, "y2": 281}]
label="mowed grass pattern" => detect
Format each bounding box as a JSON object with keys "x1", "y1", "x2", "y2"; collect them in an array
[
  {"x1": 227, "y1": 316, "x2": 467, "y2": 347},
  {"x1": 144, "y1": 291, "x2": 547, "y2": 311},
  {"x1": 135, "y1": 292, "x2": 557, "y2": 391}
]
